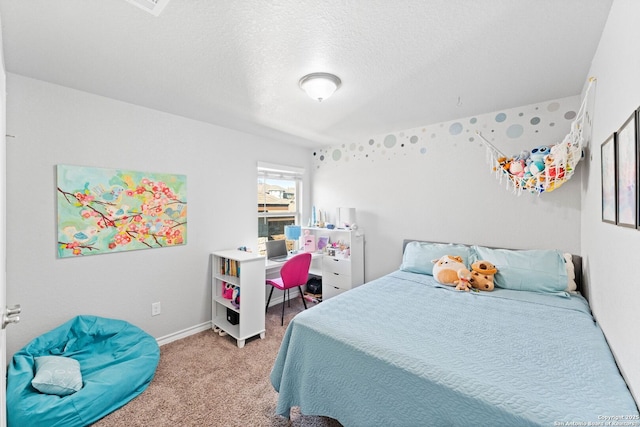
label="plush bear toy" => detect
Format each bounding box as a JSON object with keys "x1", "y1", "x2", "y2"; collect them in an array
[
  {"x1": 432, "y1": 255, "x2": 473, "y2": 291},
  {"x1": 469, "y1": 260, "x2": 498, "y2": 291}
]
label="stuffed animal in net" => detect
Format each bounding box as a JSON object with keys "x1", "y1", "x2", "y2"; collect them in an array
[
  {"x1": 468, "y1": 260, "x2": 498, "y2": 291},
  {"x1": 432, "y1": 255, "x2": 473, "y2": 292}
]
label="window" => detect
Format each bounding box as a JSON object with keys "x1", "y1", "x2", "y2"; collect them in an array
[{"x1": 257, "y1": 162, "x2": 303, "y2": 255}]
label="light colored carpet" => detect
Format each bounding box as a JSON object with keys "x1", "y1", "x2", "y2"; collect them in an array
[{"x1": 93, "y1": 297, "x2": 342, "y2": 427}]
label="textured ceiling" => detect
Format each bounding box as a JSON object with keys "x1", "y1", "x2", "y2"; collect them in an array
[{"x1": 0, "y1": 0, "x2": 612, "y2": 148}]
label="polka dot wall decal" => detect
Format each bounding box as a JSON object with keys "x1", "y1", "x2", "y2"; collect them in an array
[
  {"x1": 547, "y1": 102, "x2": 560, "y2": 112},
  {"x1": 312, "y1": 93, "x2": 579, "y2": 168},
  {"x1": 449, "y1": 122, "x2": 463, "y2": 135},
  {"x1": 384, "y1": 134, "x2": 397, "y2": 148},
  {"x1": 506, "y1": 124, "x2": 524, "y2": 138}
]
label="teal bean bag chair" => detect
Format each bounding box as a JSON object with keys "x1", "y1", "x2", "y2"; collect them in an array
[{"x1": 7, "y1": 315, "x2": 160, "y2": 427}]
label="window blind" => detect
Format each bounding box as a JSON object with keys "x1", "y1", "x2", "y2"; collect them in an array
[{"x1": 257, "y1": 162, "x2": 304, "y2": 181}]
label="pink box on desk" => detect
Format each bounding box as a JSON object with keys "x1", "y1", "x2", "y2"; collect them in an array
[{"x1": 303, "y1": 235, "x2": 316, "y2": 252}]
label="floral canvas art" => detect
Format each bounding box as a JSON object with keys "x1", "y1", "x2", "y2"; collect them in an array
[{"x1": 57, "y1": 165, "x2": 187, "y2": 257}]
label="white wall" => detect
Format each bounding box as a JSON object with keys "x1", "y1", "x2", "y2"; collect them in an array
[
  {"x1": 313, "y1": 96, "x2": 582, "y2": 282},
  {"x1": 5, "y1": 74, "x2": 312, "y2": 357},
  {"x1": 581, "y1": 0, "x2": 640, "y2": 402}
]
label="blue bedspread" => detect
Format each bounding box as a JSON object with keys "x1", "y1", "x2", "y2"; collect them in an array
[{"x1": 271, "y1": 270, "x2": 639, "y2": 426}]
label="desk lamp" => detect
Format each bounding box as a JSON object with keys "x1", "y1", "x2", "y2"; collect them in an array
[{"x1": 284, "y1": 225, "x2": 302, "y2": 253}]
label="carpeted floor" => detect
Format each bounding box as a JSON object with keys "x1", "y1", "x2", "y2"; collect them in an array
[{"x1": 93, "y1": 297, "x2": 342, "y2": 427}]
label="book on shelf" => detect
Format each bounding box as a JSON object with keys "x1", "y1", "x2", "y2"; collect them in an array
[{"x1": 220, "y1": 258, "x2": 240, "y2": 277}]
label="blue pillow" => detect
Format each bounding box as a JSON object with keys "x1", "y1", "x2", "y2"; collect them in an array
[
  {"x1": 470, "y1": 245, "x2": 568, "y2": 293},
  {"x1": 400, "y1": 242, "x2": 470, "y2": 276},
  {"x1": 31, "y1": 356, "x2": 83, "y2": 396}
]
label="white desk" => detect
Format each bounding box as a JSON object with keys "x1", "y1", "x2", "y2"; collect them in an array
[{"x1": 265, "y1": 252, "x2": 323, "y2": 278}]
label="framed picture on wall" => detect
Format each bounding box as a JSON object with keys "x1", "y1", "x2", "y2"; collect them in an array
[
  {"x1": 615, "y1": 111, "x2": 638, "y2": 228},
  {"x1": 601, "y1": 134, "x2": 617, "y2": 224}
]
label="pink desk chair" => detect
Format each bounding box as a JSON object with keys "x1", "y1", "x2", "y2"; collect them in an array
[{"x1": 266, "y1": 252, "x2": 311, "y2": 325}]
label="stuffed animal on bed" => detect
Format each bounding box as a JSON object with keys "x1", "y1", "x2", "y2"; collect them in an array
[
  {"x1": 431, "y1": 255, "x2": 473, "y2": 291},
  {"x1": 454, "y1": 268, "x2": 473, "y2": 292},
  {"x1": 468, "y1": 260, "x2": 498, "y2": 291}
]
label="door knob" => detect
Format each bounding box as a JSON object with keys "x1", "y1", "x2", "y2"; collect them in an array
[
  {"x1": 2, "y1": 304, "x2": 21, "y2": 329},
  {"x1": 6, "y1": 305, "x2": 21, "y2": 316}
]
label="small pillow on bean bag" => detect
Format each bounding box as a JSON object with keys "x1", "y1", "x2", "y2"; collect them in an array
[{"x1": 32, "y1": 356, "x2": 83, "y2": 396}]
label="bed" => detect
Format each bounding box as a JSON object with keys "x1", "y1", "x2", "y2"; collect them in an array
[{"x1": 270, "y1": 240, "x2": 639, "y2": 426}]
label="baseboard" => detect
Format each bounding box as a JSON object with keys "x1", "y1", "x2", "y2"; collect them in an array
[
  {"x1": 156, "y1": 321, "x2": 212, "y2": 346},
  {"x1": 156, "y1": 289, "x2": 303, "y2": 346}
]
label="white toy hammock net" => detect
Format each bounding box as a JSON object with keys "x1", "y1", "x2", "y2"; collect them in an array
[{"x1": 477, "y1": 77, "x2": 596, "y2": 195}]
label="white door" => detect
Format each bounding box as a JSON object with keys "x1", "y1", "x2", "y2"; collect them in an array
[
  {"x1": 0, "y1": 66, "x2": 18, "y2": 423},
  {"x1": 0, "y1": 13, "x2": 8, "y2": 427}
]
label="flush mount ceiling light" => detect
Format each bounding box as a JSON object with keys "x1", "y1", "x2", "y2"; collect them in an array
[{"x1": 299, "y1": 72, "x2": 342, "y2": 102}]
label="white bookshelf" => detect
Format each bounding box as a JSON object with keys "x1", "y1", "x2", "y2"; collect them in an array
[{"x1": 211, "y1": 250, "x2": 266, "y2": 348}]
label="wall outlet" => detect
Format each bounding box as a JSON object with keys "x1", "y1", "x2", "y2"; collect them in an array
[{"x1": 151, "y1": 302, "x2": 161, "y2": 316}]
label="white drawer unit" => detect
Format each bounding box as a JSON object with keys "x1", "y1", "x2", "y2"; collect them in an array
[
  {"x1": 302, "y1": 227, "x2": 364, "y2": 300},
  {"x1": 323, "y1": 268, "x2": 352, "y2": 289},
  {"x1": 322, "y1": 283, "x2": 346, "y2": 300},
  {"x1": 322, "y1": 256, "x2": 353, "y2": 296},
  {"x1": 322, "y1": 256, "x2": 352, "y2": 275}
]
